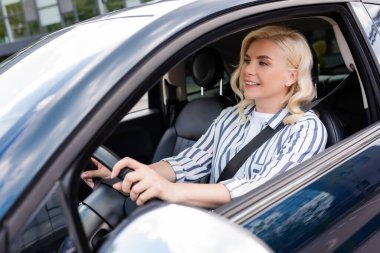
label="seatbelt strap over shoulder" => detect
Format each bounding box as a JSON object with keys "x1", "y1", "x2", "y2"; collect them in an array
[
  {"x1": 216, "y1": 71, "x2": 354, "y2": 183},
  {"x1": 216, "y1": 124, "x2": 285, "y2": 183}
]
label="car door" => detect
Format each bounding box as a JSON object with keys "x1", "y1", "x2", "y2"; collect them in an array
[
  {"x1": 214, "y1": 2, "x2": 380, "y2": 251},
  {"x1": 229, "y1": 125, "x2": 380, "y2": 252}
]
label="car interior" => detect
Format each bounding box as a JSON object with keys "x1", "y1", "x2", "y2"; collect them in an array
[{"x1": 10, "y1": 13, "x2": 376, "y2": 253}]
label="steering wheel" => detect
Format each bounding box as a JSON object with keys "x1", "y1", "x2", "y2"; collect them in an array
[{"x1": 78, "y1": 146, "x2": 157, "y2": 250}]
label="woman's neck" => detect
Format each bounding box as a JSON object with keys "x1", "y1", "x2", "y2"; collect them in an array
[{"x1": 255, "y1": 102, "x2": 283, "y2": 114}]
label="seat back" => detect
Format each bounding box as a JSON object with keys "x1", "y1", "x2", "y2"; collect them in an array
[
  {"x1": 315, "y1": 71, "x2": 366, "y2": 148},
  {"x1": 308, "y1": 45, "x2": 346, "y2": 148},
  {"x1": 152, "y1": 96, "x2": 230, "y2": 162},
  {"x1": 152, "y1": 47, "x2": 231, "y2": 162},
  {"x1": 315, "y1": 103, "x2": 346, "y2": 148}
]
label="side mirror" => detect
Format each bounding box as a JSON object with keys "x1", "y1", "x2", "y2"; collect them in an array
[{"x1": 99, "y1": 204, "x2": 273, "y2": 253}]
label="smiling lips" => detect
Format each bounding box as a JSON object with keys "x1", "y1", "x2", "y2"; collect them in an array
[{"x1": 245, "y1": 81, "x2": 260, "y2": 86}]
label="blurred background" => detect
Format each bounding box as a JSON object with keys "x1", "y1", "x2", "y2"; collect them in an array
[{"x1": 0, "y1": 0, "x2": 153, "y2": 61}]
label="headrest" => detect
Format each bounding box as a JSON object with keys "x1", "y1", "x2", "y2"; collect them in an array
[{"x1": 191, "y1": 47, "x2": 224, "y2": 89}]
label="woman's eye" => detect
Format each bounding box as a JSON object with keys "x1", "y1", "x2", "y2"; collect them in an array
[
  {"x1": 259, "y1": 61, "x2": 268, "y2": 66},
  {"x1": 244, "y1": 59, "x2": 250, "y2": 64}
]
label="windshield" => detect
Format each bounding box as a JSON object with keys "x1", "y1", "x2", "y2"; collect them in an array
[{"x1": 0, "y1": 17, "x2": 152, "y2": 139}]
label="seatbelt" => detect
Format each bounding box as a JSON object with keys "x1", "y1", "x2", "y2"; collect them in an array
[
  {"x1": 216, "y1": 71, "x2": 354, "y2": 183},
  {"x1": 303, "y1": 71, "x2": 355, "y2": 110},
  {"x1": 216, "y1": 124, "x2": 285, "y2": 182}
]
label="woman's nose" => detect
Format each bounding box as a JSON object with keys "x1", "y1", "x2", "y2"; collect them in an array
[{"x1": 244, "y1": 63, "x2": 256, "y2": 76}]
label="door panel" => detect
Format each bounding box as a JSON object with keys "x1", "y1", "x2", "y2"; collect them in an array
[{"x1": 241, "y1": 140, "x2": 380, "y2": 252}]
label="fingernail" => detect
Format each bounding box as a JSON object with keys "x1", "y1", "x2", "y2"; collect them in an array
[{"x1": 81, "y1": 172, "x2": 88, "y2": 178}]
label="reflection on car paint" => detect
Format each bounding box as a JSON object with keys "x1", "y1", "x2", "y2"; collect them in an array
[{"x1": 243, "y1": 143, "x2": 380, "y2": 252}]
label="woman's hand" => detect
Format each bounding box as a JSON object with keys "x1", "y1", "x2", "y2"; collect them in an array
[
  {"x1": 111, "y1": 157, "x2": 178, "y2": 206},
  {"x1": 111, "y1": 157, "x2": 230, "y2": 208},
  {"x1": 81, "y1": 158, "x2": 111, "y2": 188}
]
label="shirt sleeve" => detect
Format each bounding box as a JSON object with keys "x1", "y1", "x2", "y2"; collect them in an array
[
  {"x1": 163, "y1": 107, "x2": 231, "y2": 182},
  {"x1": 220, "y1": 115, "x2": 327, "y2": 198}
]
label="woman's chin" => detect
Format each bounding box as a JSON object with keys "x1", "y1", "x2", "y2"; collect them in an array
[{"x1": 243, "y1": 89, "x2": 260, "y2": 100}]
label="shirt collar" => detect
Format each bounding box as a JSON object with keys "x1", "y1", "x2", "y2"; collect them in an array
[
  {"x1": 243, "y1": 104, "x2": 255, "y2": 116},
  {"x1": 267, "y1": 107, "x2": 289, "y2": 129},
  {"x1": 244, "y1": 105, "x2": 289, "y2": 129}
]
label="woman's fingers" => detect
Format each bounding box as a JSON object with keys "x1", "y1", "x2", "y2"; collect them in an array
[
  {"x1": 113, "y1": 168, "x2": 164, "y2": 203},
  {"x1": 81, "y1": 159, "x2": 111, "y2": 188},
  {"x1": 122, "y1": 172, "x2": 142, "y2": 193},
  {"x1": 81, "y1": 167, "x2": 110, "y2": 179},
  {"x1": 111, "y1": 157, "x2": 149, "y2": 194},
  {"x1": 110, "y1": 157, "x2": 174, "y2": 205},
  {"x1": 80, "y1": 166, "x2": 111, "y2": 188},
  {"x1": 112, "y1": 170, "x2": 142, "y2": 193},
  {"x1": 135, "y1": 187, "x2": 158, "y2": 206},
  {"x1": 82, "y1": 178, "x2": 95, "y2": 189},
  {"x1": 128, "y1": 180, "x2": 144, "y2": 201},
  {"x1": 111, "y1": 157, "x2": 146, "y2": 178},
  {"x1": 113, "y1": 181, "x2": 122, "y2": 191}
]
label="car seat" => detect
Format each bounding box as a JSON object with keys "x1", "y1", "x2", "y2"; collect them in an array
[
  {"x1": 315, "y1": 70, "x2": 367, "y2": 148},
  {"x1": 151, "y1": 47, "x2": 233, "y2": 162},
  {"x1": 310, "y1": 37, "x2": 367, "y2": 148}
]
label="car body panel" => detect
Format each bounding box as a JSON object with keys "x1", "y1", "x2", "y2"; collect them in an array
[{"x1": 242, "y1": 136, "x2": 380, "y2": 251}]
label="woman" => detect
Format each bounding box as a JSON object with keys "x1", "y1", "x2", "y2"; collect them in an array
[{"x1": 81, "y1": 25, "x2": 327, "y2": 208}]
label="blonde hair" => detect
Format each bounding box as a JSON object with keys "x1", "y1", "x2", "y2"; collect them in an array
[{"x1": 230, "y1": 25, "x2": 315, "y2": 124}]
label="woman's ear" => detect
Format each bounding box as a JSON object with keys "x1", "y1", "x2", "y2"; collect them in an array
[{"x1": 285, "y1": 70, "x2": 297, "y2": 87}]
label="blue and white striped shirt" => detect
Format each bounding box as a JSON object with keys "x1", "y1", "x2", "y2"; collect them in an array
[{"x1": 164, "y1": 104, "x2": 327, "y2": 198}]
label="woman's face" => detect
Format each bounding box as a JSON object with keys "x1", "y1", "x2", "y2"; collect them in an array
[{"x1": 241, "y1": 38, "x2": 297, "y2": 113}]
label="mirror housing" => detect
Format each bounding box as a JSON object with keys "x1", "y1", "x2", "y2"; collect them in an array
[{"x1": 99, "y1": 204, "x2": 273, "y2": 253}]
